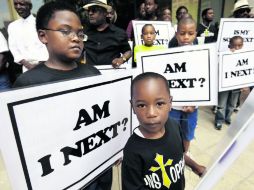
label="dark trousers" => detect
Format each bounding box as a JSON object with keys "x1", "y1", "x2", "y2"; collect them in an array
[{"x1": 84, "y1": 168, "x2": 112, "y2": 190}]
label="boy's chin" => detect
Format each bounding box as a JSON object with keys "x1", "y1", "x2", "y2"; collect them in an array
[
  {"x1": 145, "y1": 43, "x2": 154, "y2": 46},
  {"x1": 180, "y1": 43, "x2": 191, "y2": 46}
]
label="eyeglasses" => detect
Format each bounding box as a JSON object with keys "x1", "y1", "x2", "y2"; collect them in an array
[{"x1": 42, "y1": 28, "x2": 88, "y2": 41}]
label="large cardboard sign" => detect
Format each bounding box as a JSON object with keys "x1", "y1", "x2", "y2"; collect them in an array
[
  {"x1": 217, "y1": 18, "x2": 254, "y2": 52},
  {"x1": 195, "y1": 90, "x2": 254, "y2": 190},
  {"x1": 219, "y1": 48, "x2": 254, "y2": 91},
  {"x1": 133, "y1": 20, "x2": 175, "y2": 47},
  {"x1": 136, "y1": 43, "x2": 218, "y2": 106},
  {"x1": 0, "y1": 73, "x2": 132, "y2": 190}
]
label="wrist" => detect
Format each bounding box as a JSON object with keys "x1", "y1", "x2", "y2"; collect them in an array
[{"x1": 122, "y1": 56, "x2": 128, "y2": 63}]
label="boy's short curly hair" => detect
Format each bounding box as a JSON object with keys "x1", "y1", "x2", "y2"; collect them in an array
[
  {"x1": 131, "y1": 72, "x2": 170, "y2": 99},
  {"x1": 36, "y1": 1, "x2": 78, "y2": 31}
]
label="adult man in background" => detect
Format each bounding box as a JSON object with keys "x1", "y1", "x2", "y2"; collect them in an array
[
  {"x1": 197, "y1": 8, "x2": 218, "y2": 43},
  {"x1": 232, "y1": 0, "x2": 253, "y2": 18},
  {"x1": 144, "y1": 0, "x2": 158, "y2": 21},
  {"x1": 83, "y1": 0, "x2": 131, "y2": 68},
  {"x1": 8, "y1": 0, "x2": 48, "y2": 72}
]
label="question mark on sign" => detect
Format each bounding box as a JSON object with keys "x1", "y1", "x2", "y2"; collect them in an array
[
  {"x1": 122, "y1": 118, "x2": 128, "y2": 131},
  {"x1": 199, "y1": 78, "x2": 205, "y2": 87}
]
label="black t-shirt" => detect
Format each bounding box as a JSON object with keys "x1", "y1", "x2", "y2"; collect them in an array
[
  {"x1": 197, "y1": 23, "x2": 218, "y2": 43},
  {"x1": 84, "y1": 24, "x2": 131, "y2": 65},
  {"x1": 13, "y1": 62, "x2": 100, "y2": 88},
  {"x1": 122, "y1": 118, "x2": 185, "y2": 190}
]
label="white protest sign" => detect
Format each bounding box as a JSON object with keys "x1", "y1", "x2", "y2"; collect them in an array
[
  {"x1": 133, "y1": 20, "x2": 175, "y2": 47},
  {"x1": 136, "y1": 43, "x2": 218, "y2": 106},
  {"x1": 0, "y1": 72, "x2": 132, "y2": 190},
  {"x1": 219, "y1": 48, "x2": 254, "y2": 91},
  {"x1": 95, "y1": 63, "x2": 132, "y2": 75},
  {"x1": 195, "y1": 90, "x2": 254, "y2": 190},
  {"x1": 217, "y1": 18, "x2": 254, "y2": 52}
]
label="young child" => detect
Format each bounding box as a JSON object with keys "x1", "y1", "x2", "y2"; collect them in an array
[
  {"x1": 169, "y1": 17, "x2": 198, "y2": 152},
  {"x1": 214, "y1": 36, "x2": 244, "y2": 130},
  {"x1": 122, "y1": 72, "x2": 205, "y2": 190},
  {"x1": 13, "y1": 1, "x2": 100, "y2": 88},
  {"x1": 134, "y1": 24, "x2": 165, "y2": 63}
]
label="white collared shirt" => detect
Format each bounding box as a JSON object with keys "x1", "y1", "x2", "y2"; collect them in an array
[
  {"x1": 7, "y1": 14, "x2": 48, "y2": 64},
  {"x1": 0, "y1": 32, "x2": 8, "y2": 53}
]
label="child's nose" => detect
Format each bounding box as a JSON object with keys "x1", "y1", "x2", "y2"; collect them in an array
[
  {"x1": 184, "y1": 34, "x2": 190, "y2": 39},
  {"x1": 147, "y1": 106, "x2": 157, "y2": 117}
]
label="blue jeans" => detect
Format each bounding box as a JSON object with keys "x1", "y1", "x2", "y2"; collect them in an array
[
  {"x1": 84, "y1": 168, "x2": 112, "y2": 190},
  {"x1": 0, "y1": 71, "x2": 11, "y2": 90},
  {"x1": 215, "y1": 90, "x2": 240, "y2": 125},
  {"x1": 169, "y1": 108, "x2": 198, "y2": 141}
]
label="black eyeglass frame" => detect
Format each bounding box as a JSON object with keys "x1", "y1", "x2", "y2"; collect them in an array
[{"x1": 42, "y1": 28, "x2": 88, "y2": 41}]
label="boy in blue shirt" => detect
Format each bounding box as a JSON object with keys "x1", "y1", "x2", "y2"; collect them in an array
[{"x1": 168, "y1": 17, "x2": 198, "y2": 152}]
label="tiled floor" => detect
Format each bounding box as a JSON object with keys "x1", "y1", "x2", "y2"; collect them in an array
[{"x1": 184, "y1": 106, "x2": 254, "y2": 190}]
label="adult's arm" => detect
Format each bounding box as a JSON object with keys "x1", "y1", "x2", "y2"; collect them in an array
[{"x1": 112, "y1": 50, "x2": 132, "y2": 68}]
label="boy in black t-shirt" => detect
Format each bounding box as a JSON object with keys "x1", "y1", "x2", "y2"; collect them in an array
[
  {"x1": 13, "y1": 1, "x2": 100, "y2": 88},
  {"x1": 122, "y1": 72, "x2": 205, "y2": 190}
]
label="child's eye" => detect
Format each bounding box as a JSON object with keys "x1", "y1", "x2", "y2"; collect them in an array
[
  {"x1": 136, "y1": 103, "x2": 146, "y2": 108},
  {"x1": 157, "y1": 101, "x2": 166, "y2": 107},
  {"x1": 59, "y1": 30, "x2": 71, "y2": 36}
]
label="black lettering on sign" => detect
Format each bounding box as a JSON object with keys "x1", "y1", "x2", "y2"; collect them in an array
[
  {"x1": 74, "y1": 100, "x2": 110, "y2": 130},
  {"x1": 38, "y1": 117, "x2": 129, "y2": 177},
  {"x1": 236, "y1": 59, "x2": 248, "y2": 67},
  {"x1": 230, "y1": 68, "x2": 254, "y2": 78},
  {"x1": 38, "y1": 155, "x2": 54, "y2": 176},
  {"x1": 223, "y1": 37, "x2": 230, "y2": 42},
  {"x1": 164, "y1": 62, "x2": 186, "y2": 73},
  {"x1": 244, "y1": 37, "x2": 254, "y2": 42},
  {"x1": 234, "y1": 30, "x2": 250, "y2": 35},
  {"x1": 168, "y1": 78, "x2": 197, "y2": 88}
]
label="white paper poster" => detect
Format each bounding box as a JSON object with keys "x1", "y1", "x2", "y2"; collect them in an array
[
  {"x1": 219, "y1": 48, "x2": 254, "y2": 91},
  {"x1": 133, "y1": 20, "x2": 175, "y2": 47},
  {"x1": 217, "y1": 18, "x2": 254, "y2": 52},
  {"x1": 0, "y1": 73, "x2": 132, "y2": 190},
  {"x1": 136, "y1": 43, "x2": 218, "y2": 106}
]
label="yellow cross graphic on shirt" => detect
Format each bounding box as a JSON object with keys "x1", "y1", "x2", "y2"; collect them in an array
[{"x1": 149, "y1": 153, "x2": 173, "y2": 188}]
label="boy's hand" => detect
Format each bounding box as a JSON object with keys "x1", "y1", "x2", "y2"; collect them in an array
[
  {"x1": 20, "y1": 59, "x2": 38, "y2": 70},
  {"x1": 192, "y1": 164, "x2": 206, "y2": 177},
  {"x1": 182, "y1": 106, "x2": 195, "y2": 113},
  {"x1": 241, "y1": 87, "x2": 249, "y2": 93},
  {"x1": 184, "y1": 154, "x2": 206, "y2": 177},
  {"x1": 114, "y1": 158, "x2": 122, "y2": 166}
]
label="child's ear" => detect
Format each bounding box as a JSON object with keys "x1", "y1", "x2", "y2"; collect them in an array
[{"x1": 37, "y1": 29, "x2": 48, "y2": 44}]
